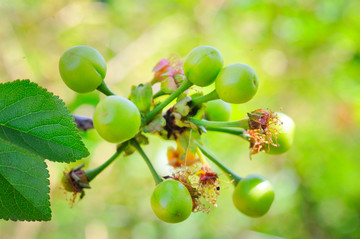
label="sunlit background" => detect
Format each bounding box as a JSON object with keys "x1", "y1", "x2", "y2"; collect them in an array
[{"x1": 1, "y1": 0, "x2": 360, "y2": 238}]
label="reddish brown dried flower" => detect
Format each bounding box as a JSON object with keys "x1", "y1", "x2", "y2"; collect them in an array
[
  {"x1": 170, "y1": 165, "x2": 221, "y2": 214},
  {"x1": 247, "y1": 109, "x2": 281, "y2": 156},
  {"x1": 62, "y1": 164, "x2": 91, "y2": 206},
  {"x1": 170, "y1": 168, "x2": 201, "y2": 211}
]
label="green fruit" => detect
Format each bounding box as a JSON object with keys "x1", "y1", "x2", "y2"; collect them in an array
[
  {"x1": 183, "y1": 46, "x2": 223, "y2": 87},
  {"x1": 93, "y1": 96, "x2": 141, "y2": 143},
  {"x1": 151, "y1": 180, "x2": 193, "y2": 223},
  {"x1": 215, "y1": 63, "x2": 259, "y2": 104},
  {"x1": 233, "y1": 174, "x2": 274, "y2": 218},
  {"x1": 59, "y1": 45, "x2": 106, "y2": 93},
  {"x1": 266, "y1": 112, "x2": 295, "y2": 155},
  {"x1": 205, "y1": 99, "x2": 232, "y2": 121}
]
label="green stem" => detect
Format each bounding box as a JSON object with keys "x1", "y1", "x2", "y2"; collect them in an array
[
  {"x1": 205, "y1": 127, "x2": 249, "y2": 140},
  {"x1": 84, "y1": 143, "x2": 127, "y2": 182},
  {"x1": 190, "y1": 89, "x2": 219, "y2": 107},
  {"x1": 97, "y1": 81, "x2": 116, "y2": 96},
  {"x1": 195, "y1": 141, "x2": 242, "y2": 186},
  {"x1": 131, "y1": 139, "x2": 163, "y2": 185},
  {"x1": 142, "y1": 79, "x2": 193, "y2": 126},
  {"x1": 189, "y1": 118, "x2": 249, "y2": 129},
  {"x1": 153, "y1": 89, "x2": 170, "y2": 99}
]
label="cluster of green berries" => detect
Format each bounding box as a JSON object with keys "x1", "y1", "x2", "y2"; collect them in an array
[
  {"x1": 184, "y1": 46, "x2": 259, "y2": 103},
  {"x1": 59, "y1": 45, "x2": 295, "y2": 223},
  {"x1": 59, "y1": 45, "x2": 141, "y2": 143}
]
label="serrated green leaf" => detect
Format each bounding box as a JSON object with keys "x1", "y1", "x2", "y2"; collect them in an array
[
  {"x1": 0, "y1": 138, "x2": 51, "y2": 221},
  {"x1": 0, "y1": 80, "x2": 89, "y2": 162},
  {"x1": 0, "y1": 79, "x2": 90, "y2": 221}
]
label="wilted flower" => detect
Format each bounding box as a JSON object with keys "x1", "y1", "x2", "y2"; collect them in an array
[
  {"x1": 247, "y1": 109, "x2": 281, "y2": 156},
  {"x1": 169, "y1": 164, "x2": 221, "y2": 214},
  {"x1": 62, "y1": 164, "x2": 90, "y2": 204},
  {"x1": 194, "y1": 165, "x2": 220, "y2": 213}
]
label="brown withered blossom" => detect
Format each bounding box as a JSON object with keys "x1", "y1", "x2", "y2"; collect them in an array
[
  {"x1": 169, "y1": 164, "x2": 221, "y2": 214},
  {"x1": 247, "y1": 109, "x2": 282, "y2": 156}
]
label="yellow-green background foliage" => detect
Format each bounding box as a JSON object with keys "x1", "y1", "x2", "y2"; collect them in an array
[{"x1": 1, "y1": 0, "x2": 360, "y2": 238}]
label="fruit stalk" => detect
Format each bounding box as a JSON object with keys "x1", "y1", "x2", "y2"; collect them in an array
[
  {"x1": 205, "y1": 127, "x2": 249, "y2": 140},
  {"x1": 190, "y1": 89, "x2": 219, "y2": 107},
  {"x1": 189, "y1": 118, "x2": 249, "y2": 129},
  {"x1": 142, "y1": 79, "x2": 193, "y2": 126},
  {"x1": 84, "y1": 143, "x2": 127, "y2": 182},
  {"x1": 131, "y1": 139, "x2": 163, "y2": 185},
  {"x1": 152, "y1": 89, "x2": 169, "y2": 99},
  {"x1": 97, "y1": 81, "x2": 116, "y2": 96},
  {"x1": 195, "y1": 141, "x2": 242, "y2": 185}
]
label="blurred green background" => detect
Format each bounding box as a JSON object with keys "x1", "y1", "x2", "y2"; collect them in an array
[{"x1": 1, "y1": 0, "x2": 360, "y2": 238}]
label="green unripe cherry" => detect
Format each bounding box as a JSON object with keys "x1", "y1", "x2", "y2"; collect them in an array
[
  {"x1": 59, "y1": 45, "x2": 106, "y2": 93},
  {"x1": 93, "y1": 96, "x2": 141, "y2": 143},
  {"x1": 266, "y1": 112, "x2": 295, "y2": 155},
  {"x1": 151, "y1": 180, "x2": 193, "y2": 223},
  {"x1": 233, "y1": 174, "x2": 274, "y2": 218},
  {"x1": 215, "y1": 63, "x2": 259, "y2": 104},
  {"x1": 205, "y1": 99, "x2": 232, "y2": 121},
  {"x1": 183, "y1": 46, "x2": 223, "y2": 87}
]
